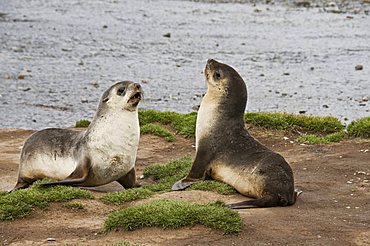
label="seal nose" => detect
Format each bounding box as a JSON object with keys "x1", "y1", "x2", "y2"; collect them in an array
[{"x1": 133, "y1": 83, "x2": 141, "y2": 90}]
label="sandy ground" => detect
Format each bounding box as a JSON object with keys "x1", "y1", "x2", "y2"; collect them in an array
[{"x1": 0, "y1": 128, "x2": 369, "y2": 245}]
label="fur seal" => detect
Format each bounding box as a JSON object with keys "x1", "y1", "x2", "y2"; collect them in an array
[
  {"x1": 172, "y1": 59, "x2": 299, "y2": 209},
  {"x1": 12, "y1": 81, "x2": 143, "y2": 191}
]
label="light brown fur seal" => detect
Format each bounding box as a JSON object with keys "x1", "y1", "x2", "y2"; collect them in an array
[{"x1": 12, "y1": 81, "x2": 143, "y2": 191}]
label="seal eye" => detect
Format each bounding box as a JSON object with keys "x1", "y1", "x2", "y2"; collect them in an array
[
  {"x1": 117, "y1": 87, "x2": 126, "y2": 96},
  {"x1": 214, "y1": 70, "x2": 222, "y2": 80}
]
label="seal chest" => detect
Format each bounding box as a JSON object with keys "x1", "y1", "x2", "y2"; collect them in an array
[{"x1": 12, "y1": 81, "x2": 143, "y2": 191}]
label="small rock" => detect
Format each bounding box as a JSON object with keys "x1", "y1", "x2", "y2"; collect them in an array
[
  {"x1": 259, "y1": 73, "x2": 265, "y2": 77},
  {"x1": 299, "y1": 110, "x2": 306, "y2": 114},
  {"x1": 324, "y1": 2, "x2": 341, "y2": 13},
  {"x1": 81, "y1": 99, "x2": 88, "y2": 103},
  {"x1": 355, "y1": 64, "x2": 363, "y2": 70},
  {"x1": 18, "y1": 74, "x2": 25, "y2": 80},
  {"x1": 254, "y1": 8, "x2": 262, "y2": 13},
  {"x1": 294, "y1": 0, "x2": 311, "y2": 7},
  {"x1": 310, "y1": 67, "x2": 315, "y2": 70},
  {"x1": 192, "y1": 105, "x2": 200, "y2": 111},
  {"x1": 46, "y1": 238, "x2": 56, "y2": 242},
  {"x1": 362, "y1": 96, "x2": 369, "y2": 102},
  {"x1": 322, "y1": 104, "x2": 329, "y2": 108},
  {"x1": 359, "y1": 103, "x2": 366, "y2": 106},
  {"x1": 346, "y1": 16, "x2": 354, "y2": 19},
  {"x1": 283, "y1": 72, "x2": 290, "y2": 76},
  {"x1": 21, "y1": 87, "x2": 31, "y2": 92},
  {"x1": 103, "y1": 25, "x2": 108, "y2": 28},
  {"x1": 139, "y1": 175, "x2": 144, "y2": 179},
  {"x1": 78, "y1": 60, "x2": 84, "y2": 65},
  {"x1": 163, "y1": 33, "x2": 171, "y2": 38},
  {"x1": 283, "y1": 136, "x2": 289, "y2": 140}
]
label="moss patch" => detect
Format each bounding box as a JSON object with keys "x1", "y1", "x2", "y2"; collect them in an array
[
  {"x1": 347, "y1": 117, "x2": 370, "y2": 138},
  {"x1": 64, "y1": 202, "x2": 85, "y2": 210},
  {"x1": 139, "y1": 110, "x2": 196, "y2": 138},
  {"x1": 140, "y1": 123, "x2": 175, "y2": 142},
  {"x1": 75, "y1": 119, "x2": 91, "y2": 128},
  {"x1": 0, "y1": 180, "x2": 93, "y2": 220},
  {"x1": 104, "y1": 199, "x2": 241, "y2": 234},
  {"x1": 297, "y1": 131, "x2": 346, "y2": 144},
  {"x1": 245, "y1": 112, "x2": 343, "y2": 134},
  {"x1": 101, "y1": 188, "x2": 154, "y2": 205}
]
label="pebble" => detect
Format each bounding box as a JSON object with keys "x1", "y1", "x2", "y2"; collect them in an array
[
  {"x1": 322, "y1": 104, "x2": 329, "y2": 108},
  {"x1": 362, "y1": 96, "x2": 369, "y2": 102},
  {"x1": 299, "y1": 110, "x2": 306, "y2": 114},
  {"x1": 355, "y1": 64, "x2": 363, "y2": 70},
  {"x1": 163, "y1": 33, "x2": 171, "y2": 38},
  {"x1": 46, "y1": 238, "x2": 56, "y2": 242}
]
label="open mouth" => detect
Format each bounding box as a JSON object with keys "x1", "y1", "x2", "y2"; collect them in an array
[
  {"x1": 131, "y1": 92, "x2": 142, "y2": 100},
  {"x1": 128, "y1": 91, "x2": 142, "y2": 106}
]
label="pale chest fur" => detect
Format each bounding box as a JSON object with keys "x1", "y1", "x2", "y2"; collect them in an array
[
  {"x1": 87, "y1": 110, "x2": 140, "y2": 182},
  {"x1": 196, "y1": 93, "x2": 219, "y2": 150}
]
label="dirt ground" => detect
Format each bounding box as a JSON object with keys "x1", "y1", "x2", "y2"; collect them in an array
[{"x1": 0, "y1": 128, "x2": 369, "y2": 246}]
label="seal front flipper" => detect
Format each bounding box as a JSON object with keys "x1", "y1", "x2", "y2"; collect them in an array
[
  {"x1": 171, "y1": 147, "x2": 213, "y2": 191},
  {"x1": 42, "y1": 157, "x2": 92, "y2": 187},
  {"x1": 171, "y1": 178, "x2": 196, "y2": 191},
  {"x1": 116, "y1": 168, "x2": 141, "y2": 189}
]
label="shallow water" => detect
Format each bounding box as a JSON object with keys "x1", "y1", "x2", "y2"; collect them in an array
[{"x1": 0, "y1": 0, "x2": 369, "y2": 129}]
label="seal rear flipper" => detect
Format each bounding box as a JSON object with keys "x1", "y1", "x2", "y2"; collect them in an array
[
  {"x1": 42, "y1": 158, "x2": 92, "y2": 187},
  {"x1": 11, "y1": 177, "x2": 35, "y2": 192},
  {"x1": 117, "y1": 168, "x2": 141, "y2": 189},
  {"x1": 227, "y1": 195, "x2": 279, "y2": 209}
]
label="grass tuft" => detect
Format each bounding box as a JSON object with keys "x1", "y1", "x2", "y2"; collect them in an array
[
  {"x1": 104, "y1": 199, "x2": 241, "y2": 234},
  {"x1": 64, "y1": 202, "x2": 84, "y2": 210},
  {"x1": 297, "y1": 131, "x2": 346, "y2": 144},
  {"x1": 347, "y1": 117, "x2": 370, "y2": 138},
  {"x1": 0, "y1": 180, "x2": 93, "y2": 220},
  {"x1": 140, "y1": 123, "x2": 175, "y2": 142},
  {"x1": 101, "y1": 188, "x2": 154, "y2": 205},
  {"x1": 245, "y1": 112, "x2": 343, "y2": 133},
  {"x1": 139, "y1": 110, "x2": 196, "y2": 138},
  {"x1": 75, "y1": 119, "x2": 91, "y2": 128}
]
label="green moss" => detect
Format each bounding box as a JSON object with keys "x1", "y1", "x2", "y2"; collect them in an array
[
  {"x1": 75, "y1": 119, "x2": 91, "y2": 128},
  {"x1": 347, "y1": 117, "x2": 370, "y2": 138},
  {"x1": 64, "y1": 202, "x2": 84, "y2": 210},
  {"x1": 245, "y1": 112, "x2": 343, "y2": 134},
  {"x1": 104, "y1": 199, "x2": 241, "y2": 234},
  {"x1": 139, "y1": 110, "x2": 196, "y2": 138},
  {"x1": 100, "y1": 188, "x2": 154, "y2": 205},
  {"x1": 0, "y1": 180, "x2": 93, "y2": 220},
  {"x1": 297, "y1": 131, "x2": 345, "y2": 144},
  {"x1": 191, "y1": 181, "x2": 236, "y2": 195},
  {"x1": 140, "y1": 123, "x2": 175, "y2": 142}
]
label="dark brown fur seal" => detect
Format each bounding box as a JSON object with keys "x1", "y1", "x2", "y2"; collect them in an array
[
  {"x1": 12, "y1": 81, "x2": 143, "y2": 191},
  {"x1": 172, "y1": 59, "x2": 299, "y2": 209}
]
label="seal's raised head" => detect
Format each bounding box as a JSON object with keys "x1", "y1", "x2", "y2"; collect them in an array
[
  {"x1": 204, "y1": 59, "x2": 247, "y2": 116},
  {"x1": 100, "y1": 81, "x2": 143, "y2": 112}
]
